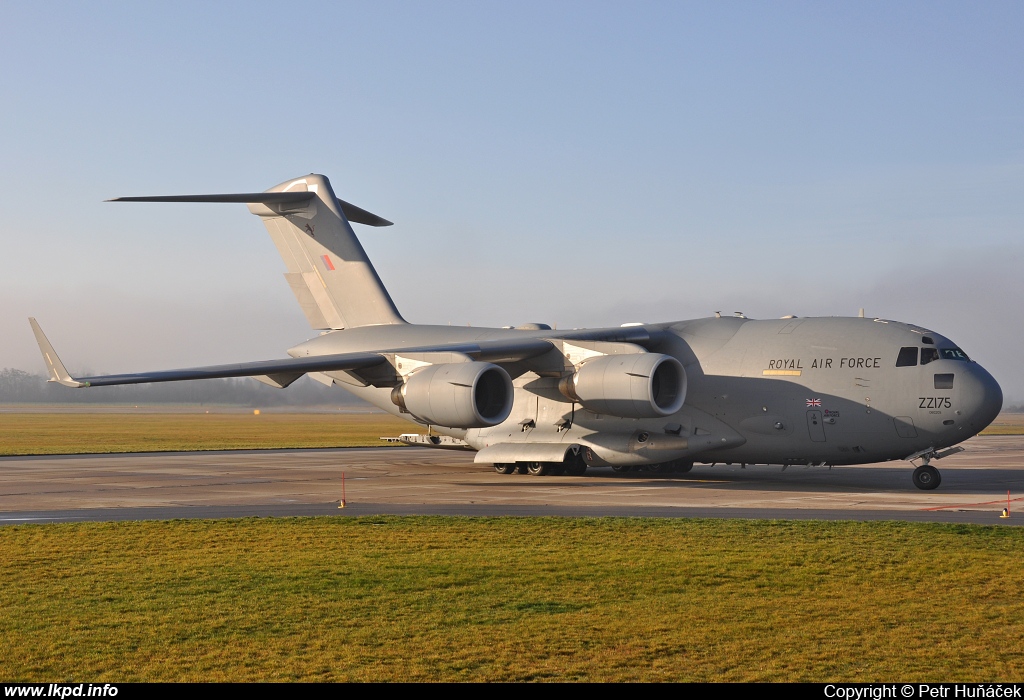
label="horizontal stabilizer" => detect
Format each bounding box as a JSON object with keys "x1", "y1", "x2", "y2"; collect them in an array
[
  {"x1": 108, "y1": 192, "x2": 315, "y2": 205},
  {"x1": 108, "y1": 193, "x2": 392, "y2": 226},
  {"x1": 335, "y1": 199, "x2": 393, "y2": 227}
]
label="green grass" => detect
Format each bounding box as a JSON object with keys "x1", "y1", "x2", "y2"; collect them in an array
[
  {"x1": 981, "y1": 413, "x2": 1024, "y2": 435},
  {"x1": 0, "y1": 413, "x2": 414, "y2": 455},
  {"x1": 1, "y1": 517, "x2": 1023, "y2": 681}
]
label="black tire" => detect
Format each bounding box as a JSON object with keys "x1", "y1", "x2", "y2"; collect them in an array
[
  {"x1": 611, "y1": 465, "x2": 632, "y2": 473},
  {"x1": 647, "y1": 462, "x2": 668, "y2": 474},
  {"x1": 913, "y1": 465, "x2": 941, "y2": 490},
  {"x1": 527, "y1": 462, "x2": 551, "y2": 476},
  {"x1": 673, "y1": 460, "x2": 694, "y2": 474},
  {"x1": 516, "y1": 463, "x2": 530, "y2": 474},
  {"x1": 564, "y1": 452, "x2": 588, "y2": 476},
  {"x1": 493, "y1": 463, "x2": 516, "y2": 474}
]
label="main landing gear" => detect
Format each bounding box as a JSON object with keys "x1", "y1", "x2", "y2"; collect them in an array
[
  {"x1": 496, "y1": 458, "x2": 693, "y2": 476},
  {"x1": 613, "y1": 459, "x2": 692, "y2": 474},
  {"x1": 493, "y1": 450, "x2": 589, "y2": 477}
]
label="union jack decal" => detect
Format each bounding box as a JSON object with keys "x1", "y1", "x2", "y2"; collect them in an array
[{"x1": 806, "y1": 398, "x2": 822, "y2": 407}]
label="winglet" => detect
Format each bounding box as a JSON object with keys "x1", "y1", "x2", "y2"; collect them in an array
[{"x1": 28, "y1": 318, "x2": 85, "y2": 387}]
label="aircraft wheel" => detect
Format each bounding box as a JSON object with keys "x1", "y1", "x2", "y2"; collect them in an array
[
  {"x1": 673, "y1": 460, "x2": 694, "y2": 474},
  {"x1": 527, "y1": 462, "x2": 551, "y2": 476},
  {"x1": 493, "y1": 463, "x2": 516, "y2": 475},
  {"x1": 913, "y1": 465, "x2": 941, "y2": 490},
  {"x1": 564, "y1": 452, "x2": 588, "y2": 476},
  {"x1": 516, "y1": 464, "x2": 530, "y2": 475},
  {"x1": 647, "y1": 462, "x2": 668, "y2": 474},
  {"x1": 565, "y1": 461, "x2": 587, "y2": 476},
  {"x1": 611, "y1": 465, "x2": 632, "y2": 473}
]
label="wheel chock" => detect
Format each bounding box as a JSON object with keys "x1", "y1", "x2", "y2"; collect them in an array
[{"x1": 1000, "y1": 508, "x2": 1010, "y2": 519}]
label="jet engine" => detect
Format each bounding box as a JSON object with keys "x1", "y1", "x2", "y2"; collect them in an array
[
  {"x1": 558, "y1": 353, "x2": 686, "y2": 418},
  {"x1": 391, "y1": 362, "x2": 514, "y2": 428}
]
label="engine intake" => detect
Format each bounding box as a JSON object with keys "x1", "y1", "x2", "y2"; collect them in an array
[
  {"x1": 559, "y1": 353, "x2": 686, "y2": 418},
  {"x1": 391, "y1": 362, "x2": 513, "y2": 428}
]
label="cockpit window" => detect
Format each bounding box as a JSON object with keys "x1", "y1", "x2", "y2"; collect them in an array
[
  {"x1": 896, "y1": 347, "x2": 918, "y2": 367},
  {"x1": 940, "y1": 347, "x2": 971, "y2": 361},
  {"x1": 920, "y1": 348, "x2": 939, "y2": 365}
]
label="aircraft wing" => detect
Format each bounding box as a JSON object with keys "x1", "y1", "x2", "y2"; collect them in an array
[{"x1": 27, "y1": 318, "x2": 560, "y2": 388}]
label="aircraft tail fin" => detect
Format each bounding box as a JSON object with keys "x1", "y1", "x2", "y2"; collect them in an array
[{"x1": 110, "y1": 174, "x2": 405, "y2": 330}]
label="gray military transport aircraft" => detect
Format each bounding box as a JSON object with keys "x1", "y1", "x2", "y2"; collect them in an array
[{"x1": 30, "y1": 174, "x2": 1003, "y2": 490}]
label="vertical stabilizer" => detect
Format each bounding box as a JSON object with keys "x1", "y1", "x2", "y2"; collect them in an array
[{"x1": 249, "y1": 174, "x2": 405, "y2": 329}]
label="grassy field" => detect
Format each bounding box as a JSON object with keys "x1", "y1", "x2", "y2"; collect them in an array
[
  {"x1": 0, "y1": 410, "x2": 1019, "y2": 457},
  {"x1": 981, "y1": 413, "x2": 1024, "y2": 435},
  {"x1": 1, "y1": 516, "x2": 1022, "y2": 682},
  {"x1": 0, "y1": 412, "x2": 413, "y2": 455}
]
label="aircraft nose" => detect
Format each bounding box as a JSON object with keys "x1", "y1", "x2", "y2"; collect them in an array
[{"x1": 959, "y1": 363, "x2": 1002, "y2": 433}]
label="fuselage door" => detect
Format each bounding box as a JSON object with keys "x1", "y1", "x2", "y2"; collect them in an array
[
  {"x1": 806, "y1": 410, "x2": 826, "y2": 442},
  {"x1": 894, "y1": 416, "x2": 918, "y2": 438}
]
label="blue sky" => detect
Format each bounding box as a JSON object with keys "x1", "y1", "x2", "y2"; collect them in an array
[{"x1": 2, "y1": 1, "x2": 1022, "y2": 398}]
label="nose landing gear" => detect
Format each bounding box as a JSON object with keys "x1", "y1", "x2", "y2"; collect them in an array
[
  {"x1": 905, "y1": 446, "x2": 963, "y2": 490},
  {"x1": 912, "y1": 464, "x2": 941, "y2": 490}
]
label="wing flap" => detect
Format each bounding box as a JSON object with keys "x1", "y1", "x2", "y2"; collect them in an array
[{"x1": 252, "y1": 373, "x2": 305, "y2": 389}]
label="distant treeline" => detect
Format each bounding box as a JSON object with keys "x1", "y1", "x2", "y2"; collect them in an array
[{"x1": 0, "y1": 368, "x2": 368, "y2": 407}]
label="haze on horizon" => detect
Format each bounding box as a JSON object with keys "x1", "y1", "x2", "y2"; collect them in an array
[{"x1": 1, "y1": 2, "x2": 1021, "y2": 400}]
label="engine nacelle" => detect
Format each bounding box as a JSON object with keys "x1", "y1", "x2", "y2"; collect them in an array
[
  {"x1": 391, "y1": 362, "x2": 513, "y2": 428},
  {"x1": 559, "y1": 353, "x2": 686, "y2": 418}
]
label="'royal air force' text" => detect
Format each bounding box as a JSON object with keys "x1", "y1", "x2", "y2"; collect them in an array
[{"x1": 766, "y1": 357, "x2": 882, "y2": 371}]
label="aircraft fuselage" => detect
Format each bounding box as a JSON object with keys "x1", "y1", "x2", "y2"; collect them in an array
[{"x1": 290, "y1": 315, "x2": 1002, "y2": 469}]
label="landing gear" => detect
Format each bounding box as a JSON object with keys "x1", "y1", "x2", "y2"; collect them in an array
[
  {"x1": 646, "y1": 460, "x2": 694, "y2": 474},
  {"x1": 564, "y1": 450, "x2": 588, "y2": 476},
  {"x1": 913, "y1": 464, "x2": 941, "y2": 490},
  {"x1": 671, "y1": 460, "x2": 694, "y2": 474},
  {"x1": 495, "y1": 452, "x2": 587, "y2": 476},
  {"x1": 526, "y1": 462, "x2": 552, "y2": 476}
]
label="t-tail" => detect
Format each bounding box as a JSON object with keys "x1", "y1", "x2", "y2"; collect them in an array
[{"x1": 111, "y1": 174, "x2": 406, "y2": 330}]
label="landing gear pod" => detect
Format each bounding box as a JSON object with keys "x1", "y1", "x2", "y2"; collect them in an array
[
  {"x1": 559, "y1": 353, "x2": 686, "y2": 418},
  {"x1": 391, "y1": 363, "x2": 513, "y2": 428}
]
